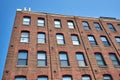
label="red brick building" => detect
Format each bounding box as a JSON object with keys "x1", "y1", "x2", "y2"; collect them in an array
[{"x1": 2, "y1": 10, "x2": 120, "y2": 80}]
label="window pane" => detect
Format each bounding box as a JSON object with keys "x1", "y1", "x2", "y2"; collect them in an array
[
  {"x1": 56, "y1": 34, "x2": 64, "y2": 44},
  {"x1": 38, "y1": 33, "x2": 46, "y2": 44},
  {"x1": 18, "y1": 52, "x2": 27, "y2": 59},
  {"x1": 20, "y1": 32, "x2": 29, "y2": 43},
  {"x1": 103, "y1": 75, "x2": 112, "y2": 80},
  {"x1": 60, "y1": 60, "x2": 69, "y2": 67},
  {"x1": 15, "y1": 77, "x2": 26, "y2": 80},
  {"x1": 88, "y1": 36, "x2": 97, "y2": 46},
  {"x1": 118, "y1": 24, "x2": 120, "y2": 28},
  {"x1": 82, "y1": 22, "x2": 90, "y2": 30},
  {"x1": 37, "y1": 52, "x2": 46, "y2": 66},
  {"x1": 18, "y1": 59, "x2": 27, "y2": 65},
  {"x1": 38, "y1": 76, "x2": 48, "y2": 80},
  {"x1": 68, "y1": 21, "x2": 74, "y2": 29},
  {"x1": 76, "y1": 54, "x2": 84, "y2": 60},
  {"x1": 38, "y1": 52, "x2": 46, "y2": 59},
  {"x1": 60, "y1": 53, "x2": 67, "y2": 60},
  {"x1": 82, "y1": 76, "x2": 91, "y2": 80},
  {"x1": 115, "y1": 37, "x2": 120, "y2": 44},
  {"x1": 71, "y1": 35, "x2": 80, "y2": 45},
  {"x1": 107, "y1": 23, "x2": 116, "y2": 32},
  {"x1": 109, "y1": 54, "x2": 120, "y2": 66},
  {"x1": 38, "y1": 60, "x2": 46, "y2": 66},
  {"x1": 63, "y1": 76, "x2": 72, "y2": 80},
  {"x1": 23, "y1": 17, "x2": 30, "y2": 25},
  {"x1": 54, "y1": 20, "x2": 61, "y2": 28},
  {"x1": 101, "y1": 36, "x2": 110, "y2": 46},
  {"x1": 38, "y1": 18, "x2": 45, "y2": 26},
  {"x1": 94, "y1": 22, "x2": 102, "y2": 31}
]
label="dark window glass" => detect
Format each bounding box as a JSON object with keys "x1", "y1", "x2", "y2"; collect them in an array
[
  {"x1": 59, "y1": 52, "x2": 69, "y2": 67},
  {"x1": 100, "y1": 36, "x2": 110, "y2": 46},
  {"x1": 109, "y1": 53, "x2": 120, "y2": 66},
  {"x1": 107, "y1": 23, "x2": 116, "y2": 32},
  {"x1": 82, "y1": 22, "x2": 90, "y2": 30},
  {"x1": 103, "y1": 75, "x2": 112, "y2": 80},
  {"x1": 88, "y1": 35, "x2": 97, "y2": 46},
  {"x1": 37, "y1": 51, "x2": 47, "y2": 66},
  {"x1": 76, "y1": 52, "x2": 87, "y2": 67},
  {"x1": 94, "y1": 22, "x2": 102, "y2": 31},
  {"x1": 17, "y1": 51, "x2": 28, "y2": 66},
  {"x1": 95, "y1": 53, "x2": 106, "y2": 67}
]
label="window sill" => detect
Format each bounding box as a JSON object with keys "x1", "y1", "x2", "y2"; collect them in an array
[
  {"x1": 60, "y1": 66, "x2": 71, "y2": 68},
  {"x1": 114, "y1": 66, "x2": 120, "y2": 68},
  {"x1": 16, "y1": 65, "x2": 28, "y2": 68},
  {"x1": 22, "y1": 24, "x2": 30, "y2": 26},
  {"x1": 20, "y1": 42, "x2": 30, "y2": 44},
  {"x1": 37, "y1": 66, "x2": 48, "y2": 68},
  {"x1": 99, "y1": 66, "x2": 108, "y2": 68},
  {"x1": 37, "y1": 26, "x2": 45, "y2": 27},
  {"x1": 78, "y1": 66, "x2": 89, "y2": 68},
  {"x1": 37, "y1": 43, "x2": 46, "y2": 45}
]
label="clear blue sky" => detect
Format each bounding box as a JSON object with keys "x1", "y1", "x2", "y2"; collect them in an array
[{"x1": 0, "y1": 0, "x2": 120, "y2": 79}]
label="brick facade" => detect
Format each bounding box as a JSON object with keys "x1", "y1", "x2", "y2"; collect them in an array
[{"x1": 2, "y1": 10, "x2": 120, "y2": 80}]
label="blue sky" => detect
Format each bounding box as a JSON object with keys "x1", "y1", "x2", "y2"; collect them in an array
[{"x1": 0, "y1": 0, "x2": 120, "y2": 79}]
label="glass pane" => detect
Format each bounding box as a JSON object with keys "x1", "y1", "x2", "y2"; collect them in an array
[
  {"x1": 23, "y1": 17, "x2": 30, "y2": 21},
  {"x1": 82, "y1": 76, "x2": 90, "y2": 80},
  {"x1": 38, "y1": 34, "x2": 45, "y2": 38},
  {"x1": 21, "y1": 32, "x2": 29, "y2": 37},
  {"x1": 101, "y1": 37, "x2": 107, "y2": 41},
  {"x1": 38, "y1": 60, "x2": 46, "y2": 66},
  {"x1": 20, "y1": 38, "x2": 29, "y2": 42},
  {"x1": 98, "y1": 60, "x2": 105, "y2": 66},
  {"x1": 18, "y1": 59, "x2": 27, "y2": 65},
  {"x1": 57, "y1": 34, "x2": 63, "y2": 39},
  {"x1": 110, "y1": 54, "x2": 116, "y2": 60},
  {"x1": 57, "y1": 40, "x2": 64, "y2": 44},
  {"x1": 38, "y1": 39, "x2": 45, "y2": 44},
  {"x1": 61, "y1": 61, "x2": 69, "y2": 67},
  {"x1": 71, "y1": 35, "x2": 78, "y2": 40},
  {"x1": 18, "y1": 52, "x2": 27, "y2": 59},
  {"x1": 78, "y1": 61, "x2": 86, "y2": 66},
  {"x1": 88, "y1": 36, "x2": 94, "y2": 41},
  {"x1": 104, "y1": 75, "x2": 111, "y2": 80},
  {"x1": 72, "y1": 41, "x2": 79, "y2": 45},
  {"x1": 63, "y1": 76, "x2": 72, "y2": 80},
  {"x1": 76, "y1": 54, "x2": 84, "y2": 60},
  {"x1": 116, "y1": 38, "x2": 120, "y2": 42},
  {"x1": 15, "y1": 77, "x2": 26, "y2": 80},
  {"x1": 95, "y1": 54, "x2": 102, "y2": 60},
  {"x1": 38, "y1": 53, "x2": 46, "y2": 59},
  {"x1": 60, "y1": 53, "x2": 67, "y2": 60},
  {"x1": 38, "y1": 77, "x2": 48, "y2": 80}
]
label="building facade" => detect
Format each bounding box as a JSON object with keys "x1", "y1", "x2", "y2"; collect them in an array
[{"x1": 2, "y1": 10, "x2": 120, "y2": 80}]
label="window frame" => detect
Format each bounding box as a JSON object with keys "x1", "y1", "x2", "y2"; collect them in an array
[
  {"x1": 71, "y1": 34, "x2": 80, "y2": 45},
  {"x1": 38, "y1": 76, "x2": 48, "y2": 80},
  {"x1": 23, "y1": 16, "x2": 31, "y2": 26},
  {"x1": 54, "y1": 19, "x2": 62, "y2": 28},
  {"x1": 37, "y1": 51, "x2": 47, "y2": 66},
  {"x1": 94, "y1": 22, "x2": 102, "y2": 31},
  {"x1": 62, "y1": 75, "x2": 72, "y2": 80},
  {"x1": 82, "y1": 21, "x2": 91, "y2": 30},
  {"x1": 15, "y1": 76, "x2": 26, "y2": 80},
  {"x1": 38, "y1": 33, "x2": 46, "y2": 44},
  {"x1": 59, "y1": 52, "x2": 70, "y2": 67},
  {"x1": 67, "y1": 20, "x2": 75, "y2": 29},
  {"x1": 95, "y1": 53, "x2": 106, "y2": 67},
  {"x1": 107, "y1": 23, "x2": 116, "y2": 32},
  {"x1": 100, "y1": 36, "x2": 110, "y2": 46},
  {"x1": 88, "y1": 35, "x2": 97, "y2": 46},
  {"x1": 109, "y1": 53, "x2": 120, "y2": 67},
  {"x1": 82, "y1": 75, "x2": 91, "y2": 80},
  {"x1": 115, "y1": 37, "x2": 120, "y2": 45},
  {"x1": 103, "y1": 74, "x2": 112, "y2": 80},
  {"x1": 56, "y1": 34, "x2": 65, "y2": 45},
  {"x1": 20, "y1": 31, "x2": 30, "y2": 43},
  {"x1": 38, "y1": 18, "x2": 45, "y2": 27},
  {"x1": 17, "y1": 51, "x2": 28, "y2": 66},
  {"x1": 76, "y1": 52, "x2": 87, "y2": 67}
]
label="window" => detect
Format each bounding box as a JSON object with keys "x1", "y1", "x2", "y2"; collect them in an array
[
  {"x1": 67, "y1": 21, "x2": 75, "y2": 29},
  {"x1": 37, "y1": 51, "x2": 47, "y2": 66},
  {"x1": 15, "y1": 76, "x2": 26, "y2": 80},
  {"x1": 118, "y1": 24, "x2": 120, "y2": 28},
  {"x1": 59, "y1": 52, "x2": 69, "y2": 67},
  {"x1": 38, "y1": 33, "x2": 46, "y2": 44},
  {"x1": 71, "y1": 35, "x2": 80, "y2": 45},
  {"x1": 23, "y1": 16, "x2": 30, "y2": 25},
  {"x1": 56, "y1": 34, "x2": 65, "y2": 44},
  {"x1": 20, "y1": 31, "x2": 29, "y2": 43},
  {"x1": 38, "y1": 18, "x2": 45, "y2": 27},
  {"x1": 54, "y1": 20, "x2": 61, "y2": 28},
  {"x1": 82, "y1": 21, "x2": 90, "y2": 30},
  {"x1": 38, "y1": 76, "x2": 48, "y2": 80},
  {"x1": 100, "y1": 36, "x2": 110, "y2": 46},
  {"x1": 82, "y1": 75, "x2": 91, "y2": 80},
  {"x1": 115, "y1": 37, "x2": 120, "y2": 45},
  {"x1": 88, "y1": 35, "x2": 97, "y2": 46},
  {"x1": 95, "y1": 53, "x2": 106, "y2": 67},
  {"x1": 17, "y1": 51, "x2": 28, "y2": 66},
  {"x1": 76, "y1": 52, "x2": 87, "y2": 67},
  {"x1": 103, "y1": 75, "x2": 112, "y2": 80},
  {"x1": 62, "y1": 76, "x2": 72, "y2": 80},
  {"x1": 107, "y1": 23, "x2": 116, "y2": 32},
  {"x1": 109, "y1": 53, "x2": 120, "y2": 66},
  {"x1": 94, "y1": 22, "x2": 102, "y2": 31}
]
